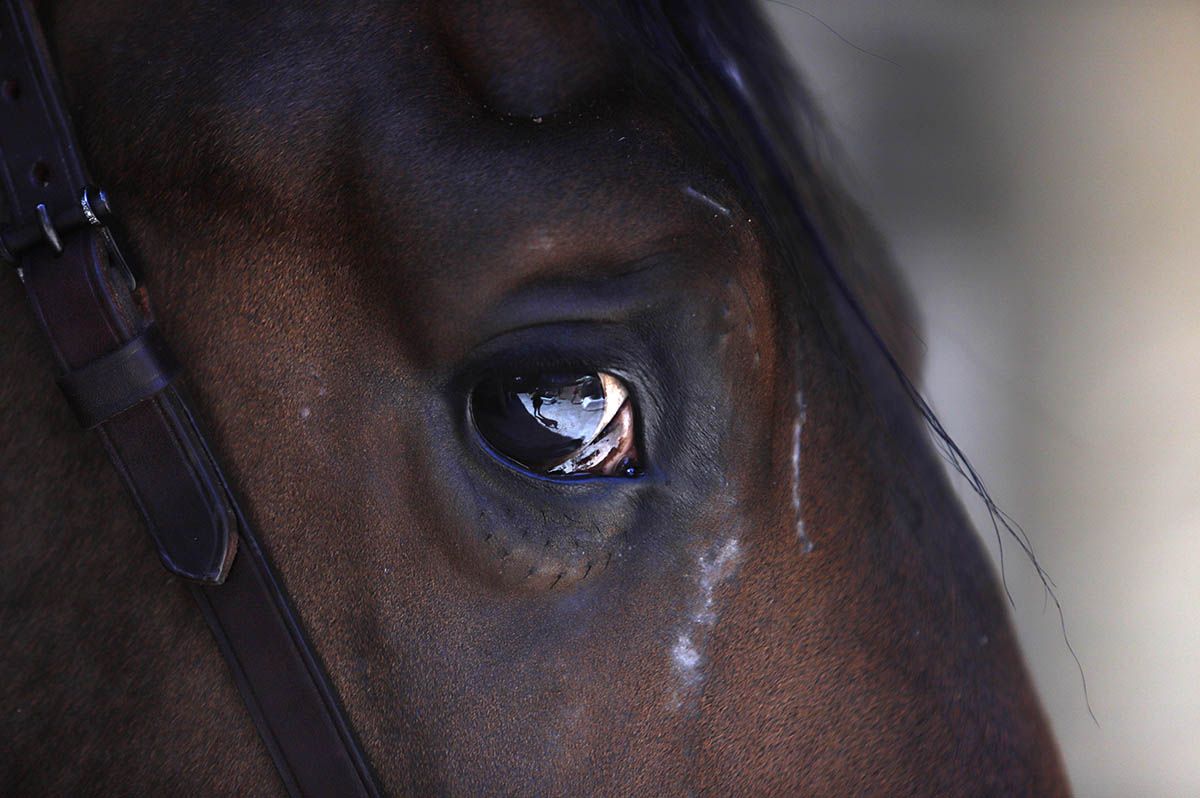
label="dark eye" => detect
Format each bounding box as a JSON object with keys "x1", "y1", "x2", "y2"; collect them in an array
[{"x1": 470, "y1": 370, "x2": 641, "y2": 478}]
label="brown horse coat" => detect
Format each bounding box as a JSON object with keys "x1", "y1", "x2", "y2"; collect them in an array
[{"x1": 1, "y1": 0, "x2": 1068, "y2": 794}]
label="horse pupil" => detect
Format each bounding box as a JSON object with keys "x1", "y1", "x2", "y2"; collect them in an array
[
  {"x1": 471, "y1": 372, "x2": 604, "y2": 469},
  {"x1": 470, "y1": 371, "x2": 637, "y2": 477}
]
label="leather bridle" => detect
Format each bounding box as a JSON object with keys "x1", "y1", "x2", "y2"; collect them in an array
[{"x1": 1, "y1": 2, "x2": 382, "y2": 794}]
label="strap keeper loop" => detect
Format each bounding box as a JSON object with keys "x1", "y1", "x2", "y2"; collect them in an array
[{"x1": 57, "y1": 324, "x2": 180, "y2": 428}]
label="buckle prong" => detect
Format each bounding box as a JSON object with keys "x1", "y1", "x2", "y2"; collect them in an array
[
  {"x1": 1, "y1": 186, "x2": 137, "y2": 289},
  {"x1": 2, "y1": 185, "x2": 113, "y2": 264},
  {"x1": 34, "y1": 203, "x2": 63, "y2": 255}
]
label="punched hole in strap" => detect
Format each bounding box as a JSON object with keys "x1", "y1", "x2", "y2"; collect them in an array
[{"x1": 57, "y1": 324, "x2": 181, "y2": 429}]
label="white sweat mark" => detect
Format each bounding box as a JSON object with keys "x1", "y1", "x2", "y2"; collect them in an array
[
  {"x1": 792, "y1": 394, "x2": 813, "y2": 554},
  {"x1": 300, "y1": 368, "x2": 327, "y2": 421},
  {"x1": 528, "y1": 227, "x2": 557, "y2": 252},
  {"x1": 672, "y1": 635, "x2": 701, "y2": 673},
  {"x1": 670, "y1": 537, "x2": 743, "y2": 699},
  {"x1": 683, "y1": 185, "x2": 732, "y2": 218}
]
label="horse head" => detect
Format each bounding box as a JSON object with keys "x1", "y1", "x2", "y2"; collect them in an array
[{"x1": 2, "y1": 0, "x2": 1068, "y2": 793}]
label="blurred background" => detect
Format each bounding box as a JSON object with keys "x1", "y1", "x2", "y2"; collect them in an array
[{"x1": 767, "y1": 2, "x2": 1200, "y2": 795}]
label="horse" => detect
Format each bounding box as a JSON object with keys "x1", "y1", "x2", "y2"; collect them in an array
[{"x1": 1, "y1": 0, "x2": 1070, "y2": 793}]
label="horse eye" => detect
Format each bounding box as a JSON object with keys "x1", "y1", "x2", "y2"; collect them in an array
[{"x1": 470, "y1": 371, "x2": 641, "y2": 478}]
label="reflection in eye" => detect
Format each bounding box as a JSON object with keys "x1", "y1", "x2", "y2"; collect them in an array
[{"x1": 471, "y1": 371, "x2": 641, "y2": 477}]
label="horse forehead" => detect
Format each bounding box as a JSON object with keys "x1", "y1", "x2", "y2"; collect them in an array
[
  {"x1": 180, "y1": 0, "x2": 618, "y2": 123},
  {"x1": 62, "y1": 0, "x2": 760, "y2": 368},
  {"x1": 166, "y1": 3, "x2": 753, "y2": 361},
  {"x1": 122, "y1": 2, "x2": 716, "y2": 245},
  {"x1": 434, "y1": 0, "x2": 622, "y2": 117}
]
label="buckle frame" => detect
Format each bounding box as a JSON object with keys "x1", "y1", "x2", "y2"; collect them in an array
[{"x1": 0, "y1": 185, "x2": 140, "y2": 289}]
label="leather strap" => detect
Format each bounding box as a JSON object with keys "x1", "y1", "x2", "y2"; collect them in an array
[
  {"x1": 1, "y1": 0, "x2": 234, "y2": 585},
  {"x1": 57, "y1": 323, "x2": 181, "y2": 429},
  {"x1": 1, "y1": 2, "x2": 381, "y2": 794}
]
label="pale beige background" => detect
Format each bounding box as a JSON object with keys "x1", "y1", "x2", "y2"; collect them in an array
[{"x1": 768, "y1": 2, "x2": 1200, "y2": 795}]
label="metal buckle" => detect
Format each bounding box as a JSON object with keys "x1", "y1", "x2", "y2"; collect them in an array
[{"x1": 0, "y1": 185, "x2": 140, "y2": 289}]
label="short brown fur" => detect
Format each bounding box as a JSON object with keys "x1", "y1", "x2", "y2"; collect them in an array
[{"x1": 1, "y1": 1, "x2": 1068, "y2": 794}]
